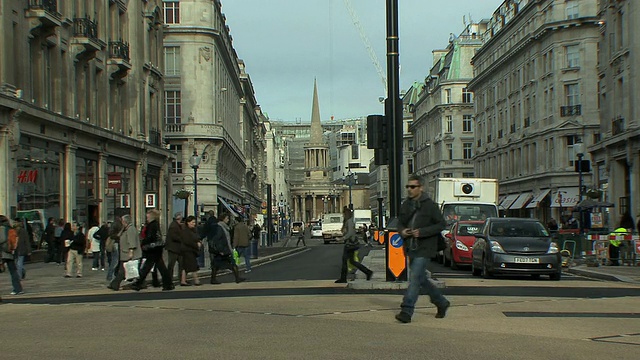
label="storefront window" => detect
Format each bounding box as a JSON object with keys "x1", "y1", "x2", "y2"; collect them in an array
[
  {"x1": 105, "y1": 164, "x2": 133, "y2": 221},
  {"x1": 15, "y1": 144, "x2": 61, "y2": 242},
  {"x1": 75, "y1": 157, "x2": 98, "y2": 227}
]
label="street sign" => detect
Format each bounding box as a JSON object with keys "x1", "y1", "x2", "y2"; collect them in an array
[
  {"x1": 387, "y1": 232, "x2": 406, "y2": 278},
  {"x1": 377, "y1": 230, "x2": 385, "y2": 244}
]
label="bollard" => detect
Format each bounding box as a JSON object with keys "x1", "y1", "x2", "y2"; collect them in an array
[
  {"x1": 251, "y1": 239, "x2": 258, "y2": 259},
  {"x1": 261, "y1": 231, "x2": 267, "y2": 247}
]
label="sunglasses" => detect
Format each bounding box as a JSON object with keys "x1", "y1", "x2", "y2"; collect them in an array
[{"x1": 405, "y1": 185, "x2": 420, "y2": 189}]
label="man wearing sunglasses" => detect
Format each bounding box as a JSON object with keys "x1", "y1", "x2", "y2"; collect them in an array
[{"x1": 395, "y1": 174, "x2": 450, "y2": 323}]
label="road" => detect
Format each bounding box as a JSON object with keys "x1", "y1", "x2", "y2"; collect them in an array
[{"x1": 2, "y1": 238, "x2": 640, "y2": 359}]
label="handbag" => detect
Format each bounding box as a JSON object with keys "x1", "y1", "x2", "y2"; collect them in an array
[
  {"x1": 124, "y1": 259, "x2": 140, "y2": 280},
  {"x1": 144, "y1": 229, "x2": 166, "y2": 250},
  {"x1": 233, "y1": 249, "x2": 242, "y2": 265}
]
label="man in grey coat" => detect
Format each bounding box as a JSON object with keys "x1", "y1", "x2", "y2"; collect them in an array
[
  {"x1": 395, "y1": 174, "x2": 450, "y2": 323},
  {"x1": 108, "y1": 215, "x2": 141, "y2": 291}
]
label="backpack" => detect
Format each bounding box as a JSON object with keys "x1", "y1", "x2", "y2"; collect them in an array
[{"x1": 1, "y1": 227, "x2": 18, "y2": 254}]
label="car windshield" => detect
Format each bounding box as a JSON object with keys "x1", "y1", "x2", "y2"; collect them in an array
[
  {"x1": 312, "y1": 226, "x2": 321, "y2": 230},
  {"x1": 457, "y1": 224, "x2": 482, "y2": 236},
  {"x1": 490, "y1": 222, "x2": 549, "y2": 237}
]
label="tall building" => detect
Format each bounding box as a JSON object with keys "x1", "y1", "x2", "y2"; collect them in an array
[
  {"x1": 591, "y1": 0, "x2": 639, "y2": 224},
  {"x1": 411, "y1": 22, "x2": 486, "y2": 196},
  {"x1": 161, "y1": 0, "x2": 266, "y2": 219},
  {"x1": 468, "y1": 0, "x2": 601, "y2": 224},
  {"x1": 0, "y1": 0, "x2": 172, "y2": 228}
]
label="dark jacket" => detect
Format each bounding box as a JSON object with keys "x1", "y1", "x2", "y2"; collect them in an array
[
  {"x1": 165, "y1": 220, "x2": 183, "y2": 254},
  {"x1": 398, "y1": 192, "x2": 446, "y2": 258},
  {"x1": 180, "y1": 226, "x2": 200, "y2": 255},
  {"x1": 94, "y1": 225, "x2": 109, "y2": 246},
  {"x1": 16, "y1": 226, "x2": 32, "y2": 256},
  {"x1": 141, "y1": 220, "x2": 163, "y2": 254},
  {"x1": 108, "y1": 219, "x2": 124, "y2": 243},
  {"x1": 69, "y1": 231, "x2": 86, "y2": 254},
  {"x1": 202, "y1": 216, "x2": 219, "y2": 241},
  {"x1": 44, "y1": 222, "x2": 56, "y2": 243}
]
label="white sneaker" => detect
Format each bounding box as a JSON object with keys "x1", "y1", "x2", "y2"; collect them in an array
[
  {"x1": 92, "y1": 268, "x2": 98, "y2": 271},
  {"x1": 101, "y1": 268, "x2": 105, "y2": 271},
  {"x1": 245, "y1": 269, "x2": 252, "y2": 273}
]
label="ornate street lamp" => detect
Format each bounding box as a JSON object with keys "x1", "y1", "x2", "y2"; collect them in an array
[{"x1": 188, "y1": 150, "x2": 202, "y2": 224}]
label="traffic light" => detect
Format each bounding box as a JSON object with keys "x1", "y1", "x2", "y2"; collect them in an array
[{"x1": 367, "y1": 114, "x2": 389, "y2": 165}]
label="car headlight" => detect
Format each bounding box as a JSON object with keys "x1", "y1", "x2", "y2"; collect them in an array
[
  {"x1": 455, "y1": 240, "x2": 469, "y2": 251},
  {"x1": 547, "y1": 242, "x2": 559, "y2": 254},
  {"x1": 490, "y1": 240, "x2": 505, "y2": 253}
]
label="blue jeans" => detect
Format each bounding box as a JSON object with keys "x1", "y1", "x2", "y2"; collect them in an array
[
  {"x1": 16, "y1": 255, "x2": 26, "y2": 279},
  {"x1": 401, "y1": 256, "x2": 448, "y2": 317},
  {"x1": 236, "y1": 246, "x2": 251, "y2": 271},
  {"x1": 4, "y1": 259, "x2": 23, "y2": 293},
  {"x1": 106, "y1": 244, "x2": 119, "y2": 281}
]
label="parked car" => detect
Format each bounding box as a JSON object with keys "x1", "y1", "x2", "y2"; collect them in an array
[
  {"x1": 471, "y1": 217, "x2": 561, "y2": 280},
  {"x1": 444, "y1": 220, "x2": 484, "y2": 269},
  {"x1": 311, "y1": 225, "x2": 322, "y2": 238}
]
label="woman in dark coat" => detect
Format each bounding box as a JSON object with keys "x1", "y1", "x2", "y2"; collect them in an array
[
  {"x1": 132, "y1": 209, "x2": 173, "y2": 291},
  {"x1": 180, "y1": 216, "x2": 202, "y2": 286}
]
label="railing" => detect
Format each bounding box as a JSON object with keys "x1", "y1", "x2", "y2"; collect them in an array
[
  {"x1": 148, "y1": 128, "x2": 161, "y2": 146},
  {"x1": 28, "y1": 0, "x2": 57, "y2": 13},
  {"x1": 108, "y1": 41, "x2": 130, "y2": 62},
  {"x1": 611, "y1": 116, "x2": 625, "y2": 136},
  {"x1": 164, "y1": 123, "x2": 183, "y2": 133},
  {"x1": 560, "y1": 105, "x2": 581, "y2": 117},
  {"x1": 73, "y1": 18, "x2": 98, "y2": 40}
]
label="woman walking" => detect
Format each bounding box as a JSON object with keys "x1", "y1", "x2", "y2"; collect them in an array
[
  {"x1": 179, "y1": 216, "x2": 202, "y2": 286},
  {"x1": 335, "y1": 207, "x2": 372, "y2": 283},
  {"x1": 132, "y1": 210, "x2": 174, "y2": 291},
  {"x1": 209, "y1": 212, "x2": 245, "y2": 284}
]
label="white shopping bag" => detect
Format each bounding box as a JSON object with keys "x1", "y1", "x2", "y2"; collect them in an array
[{"x1": 124, "y1": 259, "x2": 140, "y2": 280}]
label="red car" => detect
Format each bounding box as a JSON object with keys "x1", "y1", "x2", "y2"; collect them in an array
[{"x1": 444, "y1": 221, "x2": 484, "y2": 269}]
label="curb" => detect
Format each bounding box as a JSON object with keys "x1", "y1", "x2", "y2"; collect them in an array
[{"x1": 567, "y1": 267, "x2": 640, "y2": 284}]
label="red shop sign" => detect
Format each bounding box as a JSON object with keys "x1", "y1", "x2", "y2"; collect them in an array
[
  {"x1": 17, "y1": 170, "x2": 38, "y2": 184},
  {"x1": 107, "y1": 172, "x2": 122, "y2": 190}
]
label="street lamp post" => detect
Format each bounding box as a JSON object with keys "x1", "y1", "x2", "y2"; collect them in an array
[
  {"x1": 575, "y1": 142, "x2": 584, "y2": 234},
  {"x1": 344, "y1": 169, "x2": 354, "y2": 210},
  {"x1": 188, "y1": 150, "x2": 202, "y2": 224}
]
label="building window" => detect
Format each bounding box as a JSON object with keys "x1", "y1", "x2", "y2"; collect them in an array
[
  {"x1": 462, "y1": 172, "x2": 475, "y2": 178},
  {"x1": 164, "y1": 90, "x2": 181, "y2": 124},
  {"x1": 443, "y1": 173, "x2": 453, "y2": 178},
  {"x1": 169, "y1": 144, "x2": 182, "y2": 151},
  {"x1": 351, "y1": 144, "x2": 359, "y2": 159},
  {"x1": 407, "y1": 158, "x2": 414, "y2": 174},
  {"x1": 171, "y1": 160, "x2": 183, "y2": 174},
  {"x1": 566, "y1": 1, "x2": 579, "y2": 20},
  {"x1": 567, "y1": 135, "x2": 579, "y2": 166},
  {"x1": 164, "y1": 46, "x2": 180, "y2": 75},
  {"x1": 463, "y1": 143, "x2": 473, "y2": 159},
  {"x1": 462, "y1": 88, "x2": 473, "y2": 103},
  {"x1": 463, "y1": 115, "x2": 473, "y2": 132},
  {"x1": 445, "y1": 89, "x2": 451, "y2": 103},
  {"x1": 446, "y1": 143, "x2": 453, "y2": 160},
  {"x1": 163, "y1": 1, "x2": 180, "y2": 24},
  {"x1": 566, "y1": 45, "x2": 579, "y2": 68},
  {"x1": 407, "y1": 139, "x2": 414, "y2": 152},
  {"x1": 565, "y1": 83, "x2": 580, "y2": 106},
  {"x1": 445, "y1": 115, "x2": 453, "y2": 133}
]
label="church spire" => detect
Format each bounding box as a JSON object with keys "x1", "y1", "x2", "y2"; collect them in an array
[{"x1": 310, "y1": 78, "x2": 323, "y2": 144}]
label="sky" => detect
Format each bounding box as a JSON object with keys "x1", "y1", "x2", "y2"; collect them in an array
[{"x1": 222, "y1": 0, "x2": 505, "y2": 122}]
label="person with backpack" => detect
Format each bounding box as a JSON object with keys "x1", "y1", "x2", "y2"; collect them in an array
[{"x1": 1, "y1": 216, "x2": 23, "y2": 295}]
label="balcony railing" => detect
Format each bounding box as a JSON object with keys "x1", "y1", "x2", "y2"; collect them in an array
[
  {"x1": 73, "y1": 18, "x2": 98, "y2": 40},
  {"x1": 164, "y1": 123, "x2": 183, "y2": 133},
  {"x1": 560, "y1": 105, "x2": 582, "y2": 117},
  {"x1": 28, "y1": 0, "x2": 57, "y2": 12},
  {"x1": 148, "y1": 128, "x2": 161, "y2": 146},
  {"x1": 108, "y1": 41, "x2": 130, "y2": 62},
  {"x1": 612, "y1": 117, "x2": 625, "y2": 136}
]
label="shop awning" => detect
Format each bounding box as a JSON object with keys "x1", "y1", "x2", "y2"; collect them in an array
[
  {"x1": 550, "y1": 187, "x2": 580, "y2": 208},
  {"x1": 510, "y1": 192, "x2": 533, "y2": 209},
  {"x1": 217, "y1": 196, "x2": 240, "y2": 217},
  {"x1": 526, "y1": 189, "x2": 551, "y2": 208},
  {"x1": 499, "y1": 194, "x2": 519, "y2": 210}
]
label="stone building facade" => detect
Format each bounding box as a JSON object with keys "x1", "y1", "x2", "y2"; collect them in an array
[
  {"x1": 468, "y1": 0, "x2": 601, "y2": 224},
  {"x1": 161, "y1": 0, "x2": 266, "y2": 219},
  {"x1": 0, "y1": 0, "x2": 172, "y2": 230},
  {"x1": 590, "y1": 0, "x2": 639, "y2": 225}
]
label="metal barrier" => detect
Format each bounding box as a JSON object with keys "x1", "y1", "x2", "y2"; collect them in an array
[{"x1": 585, "y1": 234, "x2": 640, "y2": 266}]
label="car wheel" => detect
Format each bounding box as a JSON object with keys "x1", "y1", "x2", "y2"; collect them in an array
[
  {"x1": 531, "y1": 274, "x2": 540, "y2": 280},
  {"x1": 482, "y1": 255, "x2": 492, "y2": 279},
  {"x1": 549, "y1": 271, "x2": 561, "y2": 281},
  {"x1": 471, "y1": 260, "x2": 481, "y2": 276}
]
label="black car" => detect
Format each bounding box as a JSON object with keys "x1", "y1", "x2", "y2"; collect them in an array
[{"x1": 471, "y1": 217, "x2": 561, "y2": 280}]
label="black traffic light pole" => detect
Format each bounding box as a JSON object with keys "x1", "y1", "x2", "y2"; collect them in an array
[{"x1": 385, "y1": 0, "x2": 406, "y2": 281}]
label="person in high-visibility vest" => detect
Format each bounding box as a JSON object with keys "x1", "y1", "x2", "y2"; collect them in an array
[{"x1": 609, "y1": 227, "x2": 628, "y2": 266}]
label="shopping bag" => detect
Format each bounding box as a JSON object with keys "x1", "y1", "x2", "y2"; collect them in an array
[
  {"x1": 124, "y1": 259, "x2": 140, "y2": 280},
  {"x1": 233, "y1": 249, "x2": 241, "y2": 265}
]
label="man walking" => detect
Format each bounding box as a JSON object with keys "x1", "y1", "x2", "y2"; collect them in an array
[
  {"x1": 296, "y1": 224, "x2": 308, "y2": 247},
  {"x1": 232, "y1": 217, "x2": 252, "y2": 273},
  {"x1": 395, "y1": 174, "x2": 450, "y2": 323},
  {"x1": 1, "y1": 216, "x2": 22, "y2": 295}
]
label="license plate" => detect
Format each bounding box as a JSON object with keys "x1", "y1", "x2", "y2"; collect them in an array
[{"x1": 514, "y1": 257, "x2": 539, "y2": 263}]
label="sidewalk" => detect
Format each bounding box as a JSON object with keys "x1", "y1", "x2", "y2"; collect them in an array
[
  {"x1": 0, "y1": 237, "x2": 305, "y2": 297},
  {"x1": 567, "y1": 264, "x2": 640, "y2": 284}
]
